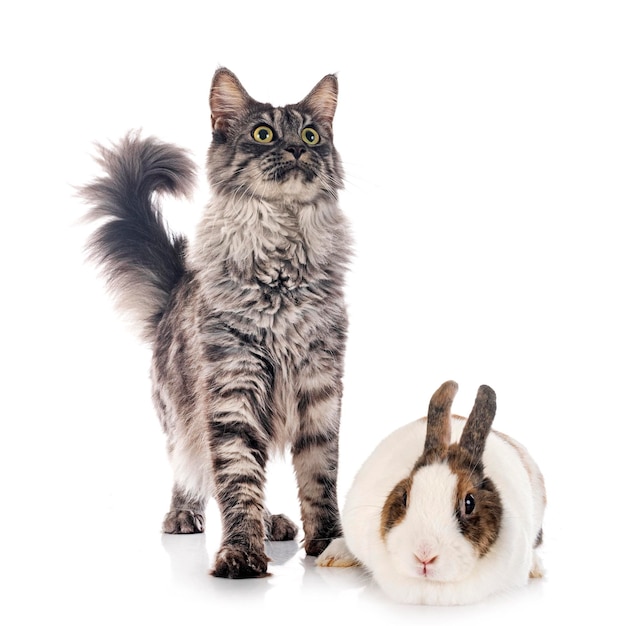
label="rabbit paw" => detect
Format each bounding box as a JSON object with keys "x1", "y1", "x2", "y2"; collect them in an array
[{"x1": 315, "y1": 538, "x2": 360, "y2": 567}]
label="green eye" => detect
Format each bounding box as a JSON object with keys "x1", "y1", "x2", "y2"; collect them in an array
[
  {"x1": 253, "y1": 125, "x2": 274, "y2": 143},
  {"x1": 301, "y1": 127, "x2": 320, "y2": 145}
]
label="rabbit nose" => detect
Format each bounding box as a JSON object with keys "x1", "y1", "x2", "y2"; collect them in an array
[
  {"x1": 414, "y1": 552, "x2": 438, "y2": 577},
  {"x1": 414, "y1": 554, "x2": 438, "y2": 566}
]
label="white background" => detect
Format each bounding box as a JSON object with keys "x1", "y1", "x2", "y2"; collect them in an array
[{"x1": 2, "y1": 1, "x2": 619, "y2": 623}]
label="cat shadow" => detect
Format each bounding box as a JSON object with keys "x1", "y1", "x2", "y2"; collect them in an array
[
  {"x1": 161, "y1": 533, "x2": 306, "y2": 598},
  {"x1": 160, "y1": 532, "x2": 212, "y2": 590},
  {"x1": 265, "y1": 538, "x2": 303, "y2": 565},
  {"x1": 160, "y1": 532, "x2": 367, "y2": 599}
]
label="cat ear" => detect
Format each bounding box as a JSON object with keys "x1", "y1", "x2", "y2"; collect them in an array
[
  {"x1": 299, "y1": 74, "x2": 338, "y2": 128},
  {"x1": 210, "y1": 68, "x2": 254, "y2": 134}
]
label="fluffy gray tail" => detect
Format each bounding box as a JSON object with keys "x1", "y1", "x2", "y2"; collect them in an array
[{"x1": 81, "y1": 132, "x2": 197, "y2": 344}]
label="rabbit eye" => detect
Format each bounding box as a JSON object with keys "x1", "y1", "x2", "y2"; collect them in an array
[
  {"x1": 402, "y1": 489, "x2": 408, "y2": 508},
  {"x1": 464, "y1": 494, "x2": 476, "y2": 515}
]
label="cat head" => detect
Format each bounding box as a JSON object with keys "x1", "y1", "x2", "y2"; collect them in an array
[{"x1": 207, "y1": 68, "x2": 344, "y2": 204}]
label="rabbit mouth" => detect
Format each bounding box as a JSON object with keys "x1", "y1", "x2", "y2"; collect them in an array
[
  {"x1": 417, "y1": 563, "x2": 436, "y2": 579},
  {"x1": 395, "y1": 555, "x2": 439, "y2": 580},
  {"x1": 414, "y1": 549, "x2": 439, "y2": 579}
]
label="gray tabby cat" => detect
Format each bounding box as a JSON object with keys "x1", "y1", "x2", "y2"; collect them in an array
[{"x1": 81, "y1": 68, "x2": 351, "y2": 578}]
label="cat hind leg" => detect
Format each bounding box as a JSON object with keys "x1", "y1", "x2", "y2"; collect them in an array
[
  {"x1": 264, "y1": 511, "x2": 298, "y2": 541},
  {"x1": 162, "y1": 484, "x2": 205, "y2": 534}
]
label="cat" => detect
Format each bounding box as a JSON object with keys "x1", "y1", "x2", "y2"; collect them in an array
[{"x1": 81, "y1": 68, "x2": 352, "y2": 578}]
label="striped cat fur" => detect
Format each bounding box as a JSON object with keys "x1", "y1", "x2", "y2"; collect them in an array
[{"x1": 82, "y1": 68, "x2": 351, "y2": 578}]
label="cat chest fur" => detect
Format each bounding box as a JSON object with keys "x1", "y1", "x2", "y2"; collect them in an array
[
  {"x1": 154, "y1": 194, "x2": 349, "y2": 448},
  {"x1": 191, "y1": 195, "x2": 348, "y2": 328}
]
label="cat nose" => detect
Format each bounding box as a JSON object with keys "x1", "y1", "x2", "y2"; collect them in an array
[{"x1": 286, "y1": 146, "x2": 306, "y2": 160}]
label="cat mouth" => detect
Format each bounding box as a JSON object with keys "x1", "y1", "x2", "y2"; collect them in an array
[{"x1": 271, "y1": 162, "x2": 316, "y2": 183}]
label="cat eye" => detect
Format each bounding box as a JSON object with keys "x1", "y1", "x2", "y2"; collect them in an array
[
  {"x1": 252, "y1": 125, "x2": 274, "y2": 143},
  {"x1": 464, "y1": 494, "x2": 476, "y2": 515},
  {"x1": 301, "y1": 127, "x2": 320, "y2": 146}
]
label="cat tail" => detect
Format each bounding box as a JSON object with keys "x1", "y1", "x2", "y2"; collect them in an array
[{"x1": 81, "y1": 131, "x2": 197, "y2": 344}]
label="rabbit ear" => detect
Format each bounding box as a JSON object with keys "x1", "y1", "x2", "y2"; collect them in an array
[
  {"x1": 459, "y1": 385, "x2": 497, "y2": 462},
  {"x1": 424, "y1": 380, "x2": 458, "y2": 455}
]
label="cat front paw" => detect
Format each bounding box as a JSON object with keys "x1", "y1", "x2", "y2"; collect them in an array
[
  {"x1": 162, "y1": 509, "x2": 205, "y2": 534},
  {"x1": 211, "y1": 545, "x2": 270, "y2": 578}
]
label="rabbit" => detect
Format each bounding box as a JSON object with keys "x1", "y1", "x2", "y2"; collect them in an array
[{"x1": 317, "y1": 380, "x2": 546, "y2": 605}]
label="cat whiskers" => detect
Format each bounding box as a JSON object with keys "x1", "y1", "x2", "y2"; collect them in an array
[
  {"x1": 336, "y1": 159, "x2": 371, "y2": 194},
  {"x1": 238, "y1": 168, "x2": 271, "y2": 204},
  {"x1": 314, "y1": 170, "x2": 341, "y2": 201}
]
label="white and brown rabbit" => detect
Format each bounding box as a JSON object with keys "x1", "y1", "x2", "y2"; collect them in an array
[{"x1": 318, "y1": 380, "x2": 546, "y2": 605}]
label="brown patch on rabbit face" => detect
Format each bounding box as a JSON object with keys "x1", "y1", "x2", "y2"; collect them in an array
[
  {"x1": 448, "y1": 445, "x2": 502, "y2": 557},
  {"x1": 413, "y1": 447, "x2": 445, "y2": 471},
  {"x1": 380, "y1": 477, "x2": 412, "y2": 540}
]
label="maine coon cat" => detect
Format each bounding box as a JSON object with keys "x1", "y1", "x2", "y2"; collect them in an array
[{"x1": 81, "y1": 68, "x2": 351, "y2": 578}]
